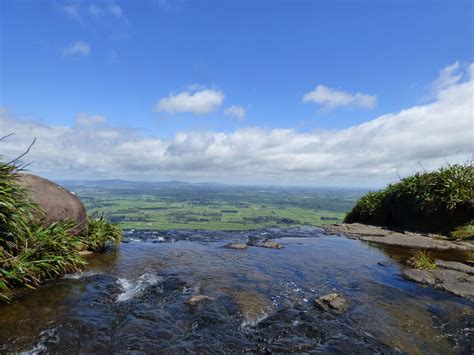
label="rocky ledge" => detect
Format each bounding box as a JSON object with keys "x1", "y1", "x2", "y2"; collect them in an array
[
  {"x1": 325, "y1": 223, "x2": 474, "y2": 299},
  {"x1": 324, "y1": 223, "x2": 474, "y2": 252},
  {"x1": 403, "y1": 266, "x2": 474, "y2": 299}
]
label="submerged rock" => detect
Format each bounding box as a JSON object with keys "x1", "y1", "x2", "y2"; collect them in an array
[
  {"x1": 184, "y1": 295, "x2": 214, "y2": 306},
  {"x1": 314, "y1": 293, "x2": 348, "y2": 314},
  {"x1": 261, "y1": 241, "x2": 284, "y2": 249},
  {"x1": 17, "y1": 173, "x2": 88, "y2": 236},
  {"x1": 226, "y1": 243, "x2": 249, "y2": 250}
]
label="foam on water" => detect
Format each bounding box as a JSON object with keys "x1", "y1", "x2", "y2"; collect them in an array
[
  {"x1": 116, "y1": 273, "x2": 162, "y2": 302},
  {"x1": 63, "y1": 271, "x2": 101, "y2": 279}
]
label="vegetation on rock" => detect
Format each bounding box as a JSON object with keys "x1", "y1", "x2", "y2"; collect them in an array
[
  {"x1": 344, "y1": 164, "x2": 473, "y2": 236},
  {"x1": 410, "y1": 250, "x2": 437, "y2": 270},
  {"x1": 0, "y1": 154, "x2": 121, "y2": 301}
]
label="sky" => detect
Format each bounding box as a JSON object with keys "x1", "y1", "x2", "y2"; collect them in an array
[{"x1": 0, "y1": 0, "x2": 472, "y2": 187}]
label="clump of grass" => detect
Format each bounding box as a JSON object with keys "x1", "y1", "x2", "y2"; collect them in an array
[
  {"x1": 410, "y1": 250, "x2": 437, "y2": 270},
  {"x1": 0, "y1": 159, "x2": 85, "y2": 300},
  {"x1": 345, "y1": 163, "x2": 473, "y2": 234},
  {"x1": 450, "y1": 221, "x2": 474, "y2": 240},
  {"x1": 83, "y1": 216, "x2": 122, "y2": 252},
  {"x1": 0, "y1": 149, "x2": 121, "y2": 301}
]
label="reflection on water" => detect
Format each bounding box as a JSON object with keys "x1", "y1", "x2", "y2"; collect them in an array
[{"x1": 0, "y1": 227, "x2": 472, "y2": 353}]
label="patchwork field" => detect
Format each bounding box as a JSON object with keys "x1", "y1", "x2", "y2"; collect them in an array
[{"x1": 64, "y1": 180, "x2": 363, "y2": 230}]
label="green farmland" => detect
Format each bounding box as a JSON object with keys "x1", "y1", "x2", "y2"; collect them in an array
[{"x1": 64, "y1": 180, "x2": 363, "y2": 231}]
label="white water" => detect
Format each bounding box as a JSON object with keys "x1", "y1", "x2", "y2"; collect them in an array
[{"x1": 116, "y1": 273, "x2": 162, "y2": 302}]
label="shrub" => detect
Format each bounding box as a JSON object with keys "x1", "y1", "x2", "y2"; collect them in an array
[{"x1": 344, "y1": 163, "x2": 473, "y2": 233}]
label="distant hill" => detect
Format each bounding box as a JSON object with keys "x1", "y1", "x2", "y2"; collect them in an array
[{"x1": 58, "y1": 179, "x2": 228, "y2": 190}]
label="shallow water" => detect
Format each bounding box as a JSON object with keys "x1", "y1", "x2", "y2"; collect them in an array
[{"x1": 1, "y1": 227, "x2": 473, "y2": 353}]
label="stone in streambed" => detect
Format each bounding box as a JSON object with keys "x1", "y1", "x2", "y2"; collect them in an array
[
  {"x1": 184, "y1": 295, "x2": 214, "y2": 306},
  {"x1": 314, "y1": 293, "x2": 348, "y2": 314},
  {"x1": 262, "y1": 240, "x2": 284, "y2": 249},
  {"x1": 226, "y1": 243, "x2": 249, "y2": 250},
  {"x1": 403, "y1": 268, "x2": 474, "y2": 299}
]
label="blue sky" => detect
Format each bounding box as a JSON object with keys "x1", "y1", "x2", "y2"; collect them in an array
[{"x1": 0, "y1": 0, "x2": 472, "y2": 185}]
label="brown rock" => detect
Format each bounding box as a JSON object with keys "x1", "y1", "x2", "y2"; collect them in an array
[
  {"x1": 17, "y1": 173, "x2": 88, "y2": 236},
  {"x1": 226, "y1": 243, "x2": 249, "y2": 250},
  {"x1": 184, "y1": 295, "x2": 214, "y2": 305},
  {"x1": 315, "y1": 293, "x2": 348, "y2": 314},
  {"x1": 262, "y1": 241, "x2": 284, "y2": 249}
]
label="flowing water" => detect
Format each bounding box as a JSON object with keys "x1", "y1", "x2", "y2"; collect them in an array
[{"x1": 1, "y1": 227, "x2": 473, "y2": 353}]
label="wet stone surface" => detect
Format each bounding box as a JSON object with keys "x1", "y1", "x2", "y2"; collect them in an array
[{"x1": 1, "y1": 227, "x2": 473, "y2": 353}]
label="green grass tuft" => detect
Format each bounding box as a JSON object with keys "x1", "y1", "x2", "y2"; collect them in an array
[
  {"x1": 0, "y1": 152, "x2": 121, "y2": 301},
  {"x1": 450, "y1": 221, "x2": 474, "y2": 240},
  {"x1": 83, "y1": 216, "x2": 123, "y2": 252},
  {"x1": 411, "y1": 250, "x2": 437, "y2": 270}
]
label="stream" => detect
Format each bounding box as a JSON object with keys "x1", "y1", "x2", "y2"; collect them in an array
[{"x1": 0, "y1": 227, "x2": 472, "y2": 353}]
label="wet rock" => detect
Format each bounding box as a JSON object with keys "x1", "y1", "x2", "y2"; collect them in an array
[
  {"x1": 247, "y1": 237, "x2": 259, "y2": 246},
  {"x1": 324, "y1": 223, "x2": 474, "y2": 252},
  {"x1": 17, "y1": 173, "x2": 88, "y2": 236},
  {"x1": 226, "y1": 243, "x2": 249, "y2": 250},
  {"x1": 403, "y1": 268, "x2": 474, "y2": 299},
  {"x1": 222, "y1": 290, "x2": 271, "y2": 325},
  {"x1": 434, "y1": 260, "x2": 474, "y2": 275},
  {"x1": 314, "y1": 293, "x2": 348, "y2": 314},
  {"x1": 402, "y1": 269, "x2": 436, "y2": 285},
  {"x1": 184, "y1": 295, "x2": 214, "y2": 306},
  {"x1": 262, "y1": 241, "x2": 284, "y2": 249}
]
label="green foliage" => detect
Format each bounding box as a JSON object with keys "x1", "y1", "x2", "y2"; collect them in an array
[
  {"x1": 0, "y1": 154, "x2": 89, "y2": 301},
  {"x1": 345, "y1": 164, "x2": 474, "y2": 233},
  {"x1": 411, "y1": 250, "x2": 436, "y2": 270},
  {"x1": 83, "y1": 216, "x2": 122, "y2": 252},
  {"x1": 450, "y1": 221, "x2": 474, "y2": 240},
  {"x1": 0, "y1": 153, "x2": 121, "y2": 301}
]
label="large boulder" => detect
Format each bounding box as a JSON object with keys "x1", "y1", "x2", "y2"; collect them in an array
[{"x1": 17, "y1": 173, "x2": 88, "y2": 236}]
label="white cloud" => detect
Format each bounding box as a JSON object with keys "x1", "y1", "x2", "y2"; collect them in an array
[
  {"x1": 155, "y1": 89, "x2": 224, "y2": 115},
  {"x1": 432, "y1": 61, "x2": 463, "y2": 93},
  {"x1": 61, "y1": 1, "x2": 123, "y2": 20},
  {"x1": 61, "y1": 4, "x2": 81, "y2": 21},
  {"x1": 107, "y1": 3, "x2": 123, "y2": 17},
  {"x1": 1, "y1": 62, "x2": 472, "y2": 186},
  {"x1": 63, "y1": 41, "x2": 91, "y2": 57},
  {"x1": 224, "y1": 106, "x2": 246, "y2": 120},
  {"x1": 75, "y1": 113, "x2": 107, "y2": 126},
  {"x1": 303, "y1": 85, "x2": 376, "y2": 110}
]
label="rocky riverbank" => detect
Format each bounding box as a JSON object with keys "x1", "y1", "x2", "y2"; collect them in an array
[
  {"x1": 324, "y1": 223, "x2": 474, "y2": 252},
  {"x1": 324, "y1": 223, "x2": 474, "y2": 299}
]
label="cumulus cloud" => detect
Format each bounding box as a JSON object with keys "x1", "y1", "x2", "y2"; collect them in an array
[
  {"x1": 303, "y1": 85, "x2": 376, "y2": 110},
  {"x1": 155, "y1": 89, "x2": 224, "y2": 115},
  {"x1": 224, "y1": 106, "x2": 246, "y2": 120},
  {"x1": 1, "y1": 62, "x2": 472, "y2": 186},
  {"x1": 63, "y1": 41, "x2": 91, "y2": 57}
]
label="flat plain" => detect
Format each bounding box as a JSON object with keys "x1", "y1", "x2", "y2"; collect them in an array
[{"x1": 64, "y1": 180, "x2": 364, "y2": 230}]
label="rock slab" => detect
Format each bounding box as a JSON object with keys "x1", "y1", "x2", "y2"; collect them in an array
[{"x1": 403, "y1": 268, "x2": 474, "y2": 299}]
